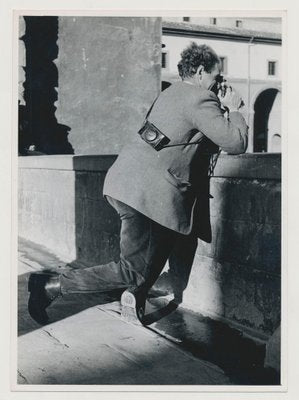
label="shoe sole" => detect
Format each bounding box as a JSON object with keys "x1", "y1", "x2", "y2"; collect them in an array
[{"x1": 120, "y1": 290, "x2": 145, "y2": 326}]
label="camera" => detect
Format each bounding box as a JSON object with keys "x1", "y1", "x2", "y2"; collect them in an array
[
  {"x1": 138, "y1": 120, "x2": 170, "y2": 151},
  {"x1": 212, "y1": 76, "x2": 245, "y2": 109},
  {"x1": 210, "y1": 74, "x2": 228, "y2": 97}
]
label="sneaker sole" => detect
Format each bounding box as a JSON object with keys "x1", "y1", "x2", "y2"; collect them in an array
[{"x1": 120, "y1": 290, "x2": 145, "y2": 326}]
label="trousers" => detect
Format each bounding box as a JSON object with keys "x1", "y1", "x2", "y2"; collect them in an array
[{"x1": 60, "y1": 196, "x2": 197, "y2": 295}]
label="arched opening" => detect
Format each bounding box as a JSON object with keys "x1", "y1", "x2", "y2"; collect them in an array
[{"x1": 253, "y1": 89, "x2": 279, "y2": 152}]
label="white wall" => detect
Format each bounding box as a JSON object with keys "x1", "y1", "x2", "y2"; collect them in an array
[
  {"x1": 162, "y1": 35, "x2": 281, "y2": 82},
  {"x1": 250, "y1": 44, "x2": 281, "y2": 80}
]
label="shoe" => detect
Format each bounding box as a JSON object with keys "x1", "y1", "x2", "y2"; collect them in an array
[
  {"x1": 28, "y1": 271, "x2": 61, "y2": 324},
  {"x1": 120, "y1": 286, "x2": 146, "y2": 325}
]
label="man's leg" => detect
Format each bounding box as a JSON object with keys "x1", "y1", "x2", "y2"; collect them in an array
[
  {"x1": 167, "y1": 233, "x2": 198, "y2": 303},
  {"x1": 59, "y1": 197, "x2": 177, "y2": 295},
  {"x1": 28, "y1": 197, "x2": 178, "y2": 324},
  {"x1": 115, "y1": 199, "x2": 179, "y2": 323}
]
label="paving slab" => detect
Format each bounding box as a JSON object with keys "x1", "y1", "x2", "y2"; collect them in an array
[
  {"x1": 17, "y1": 238, "x2": 230, "y2": 386},
  {"x1": 18, "y1": 302, "x2": 230, "y2": 385},
  {"x1": 17, "y1": 237, "x2": 279, "y2": 387}
]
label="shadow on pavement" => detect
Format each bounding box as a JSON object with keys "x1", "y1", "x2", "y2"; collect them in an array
[
  {"x1": 18, "y1": 268, "x2": 279, "y2": 385},
  {"x1": 147, "y1": 297, "x2": 280, "y2": 386},
  {"x1": 143, "y1": 300, "x2": 178, "y2": 325},
  {"x1": 18, "y1": 271, "x2": 124, "y2": 336},
  {"x1": 18, "y1": 271, "x2": 175, "y2": 337}
]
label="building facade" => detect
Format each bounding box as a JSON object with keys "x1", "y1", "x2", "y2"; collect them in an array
[{"x1": 162, "y1": 18, "x2": 282, "y2": 153}]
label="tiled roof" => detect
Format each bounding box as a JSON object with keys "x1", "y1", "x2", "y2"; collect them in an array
[{"x1": 162, "y1": 20, "x2": 282, "y2": 44}]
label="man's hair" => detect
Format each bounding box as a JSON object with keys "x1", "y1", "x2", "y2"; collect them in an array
[{"x1": 177, "y1": 42, "x2": 220, "y2": 79}]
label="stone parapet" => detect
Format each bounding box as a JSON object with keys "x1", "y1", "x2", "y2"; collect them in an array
[
  {"x1": 19, "y1": 152, "x2": 280, "y2": 177},
  {"x1": 213, "y1": 153, "x2": 281, "y2": 180},
  {"x1": 18, "y1": 153, "x2": 281, "y2": 339}
]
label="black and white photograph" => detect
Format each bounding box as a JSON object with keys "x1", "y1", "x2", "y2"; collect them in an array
[{"x1": 12, "y1": 8, "x2": 286, "y2": 391}]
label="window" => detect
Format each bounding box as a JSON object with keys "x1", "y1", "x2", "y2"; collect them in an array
[
  {"x1": 162, "y1": 51, "x2": 168, "y2": 69},
  {"x1": 268, "y1": 61, "x2": 277, "y2": 76},
  {"x1": 210, "y1": 18, "x2": 217, "y2": 25},
  {"x1": 183, "y1": 17, "x2": 190, "y2": 22},
  {"x1": 219, "y1": 56, "x2": 228, "y2": 74},
  {"x1": 236, "y1": 20, "x2": 243, "y2": 28}
]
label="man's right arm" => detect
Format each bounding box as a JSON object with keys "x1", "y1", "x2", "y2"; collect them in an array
[{"x1": 188, "y1": 90, "x2": 248, "y2": 155}]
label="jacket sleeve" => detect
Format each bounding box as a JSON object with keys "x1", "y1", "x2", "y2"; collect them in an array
[{"x1": 188, "y1": 90, "x2": 248, "y2": 154}]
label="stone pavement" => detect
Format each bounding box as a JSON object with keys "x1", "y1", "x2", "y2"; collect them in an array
[{"x1": 17, "y1": 238, "x2": 279, "y2": 387}]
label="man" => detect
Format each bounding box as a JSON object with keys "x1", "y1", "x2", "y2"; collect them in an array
[{"x1": 28, "y1": 43, "x2": 248, "y2": 325}]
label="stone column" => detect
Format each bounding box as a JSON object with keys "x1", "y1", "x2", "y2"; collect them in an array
[
  {"x1": 247, "y1": 110, "x2": 255, "y2": 153},
  {"x1": 18, "y1": 16, "x2": 26, "y2": 105},
  {"x1": 18, "y1": 16, "x2": 29, "y2": 154},
  {"x1": 268, "y1": 91, "x2": 281, "y2": 152}
]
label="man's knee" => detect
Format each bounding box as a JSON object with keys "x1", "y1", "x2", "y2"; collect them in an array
[{"x1": 120, "y1": 261, "x2": 145, "y2": 287}]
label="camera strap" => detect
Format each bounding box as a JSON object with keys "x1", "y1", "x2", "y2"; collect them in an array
[
  {"x1": 144, "y1": 97, "x2": 158, "y2": 119},
  {"x1": 142, "y1": 97, "x2": 221, "y2": 176},
  {"x1": 144, "y1": 97, "x2": 206, "y2": 149},
  {"x1": 163, "y1": 137, "x2": 205, "y2": 148}
]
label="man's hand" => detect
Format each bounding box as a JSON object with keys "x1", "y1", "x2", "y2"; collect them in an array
[{"x1": 218, "y1": 86, "x2": 244, "y2": 112}]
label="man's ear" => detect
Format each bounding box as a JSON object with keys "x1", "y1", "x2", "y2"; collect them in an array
[{"x1": 197, "y1": 65, "x2": 204, "y2": 76}]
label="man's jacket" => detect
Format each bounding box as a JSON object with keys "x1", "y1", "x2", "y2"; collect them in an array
[{"x1": 103, "y1": 81, "x2": 248, "y2": 240}]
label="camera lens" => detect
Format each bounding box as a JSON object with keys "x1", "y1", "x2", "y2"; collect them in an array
[
  {"x1": 209, "y1": 81, "x2": 218, "y2": 94},
  {"x1": 145, "y1": 130, "x2": 158, "y2": 142}
]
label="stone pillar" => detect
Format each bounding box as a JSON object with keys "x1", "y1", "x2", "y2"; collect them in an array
[
  {"x1": 247, "y1": 110, "x2": 255, "y2": 152},
  {"x1": 18, "y1": 16, "x2": 26, "y2": 105},
  {"x1": 268, "y1": 91, "x2": 281, "y2": 152},
  {"x1": 55, "y1": 17, "x2": 161, "y2": 154},
  {"x1": 18, "y1": 16, "x2": 29, "y2": 155}
]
